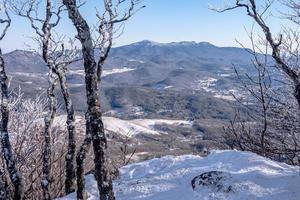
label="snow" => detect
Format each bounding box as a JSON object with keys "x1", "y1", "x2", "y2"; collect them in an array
[
  {"x1": 102, "y1": 67, "x2": 135, "y2": 77},
  {"x1": 68, "y1": 67, "x2": 135, "y2": 77},
  {"x1": 132, "y1": 40, "x2": 162, "y2": 46},
  {"x1": 23, "y1": 81, "x2": 33, "y2": 84},
  {"x1": 103, "y1": 117, "x2": 192, "y2": 137},
  {"x1": 59, "y1": 150, "x2": 300, "y2": 200},
  {"x1": 128, "y1": 59, "x2": 145, "y2": 64},
  {"x1": 51, "y1": 115, "x2": 83, "y2": 127},
  {"x1": 219, "y1": 73, "x2": 231, "y2": 77},
  {"x1": 196, "y1": 78, "x2": 218, "y2": 92},
  {"x1": 214, "y1": 94, "x2": 235, "y2": 101},
  {"x1": 13, "y1": 72, "x2": 45, "y2": 77},
  {"x1": 69, "y1": 83, "x2": 84, "y2": 87},
  {"x1": 131, "y1": 118, "x2": 192, "y2": 129},
  {"x1": 52, "y1": 115, "x2": 192, "y2": 137},
  {"x1": 164, "y1": 85, "x2": 174, "y2": 89},
  {"x1": 131, "y1": 40, "x2": 212, "y2": 47},
  {"x1": 128, "y1": 106, "x2": 144, "y2": 116},
  {"x1": 213, "y1": 89, "x2": 246, "y2": 101},
  {"x1": 103, "y1": 117, "x2": 159, "y2": 136},
  {"x1": 68, "y1": 70, "x2": 85, "y2": 76}
]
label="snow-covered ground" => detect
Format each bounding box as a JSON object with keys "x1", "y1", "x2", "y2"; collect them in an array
[
  {"x1": 196, "y1": 77, "x2": 218, "y2": 92},
  {"x1": 68, "y1": 69, "x2": 85, "y2": 76},
  {"x1": 13, "y1": 72, "x2": 45, "y2": 77},
  {"x1": 214, "y1": 94, "x2": 235, "y2": 101},
  {"x1": 52, "y1": 115, "x2": 192, "y2": 137},
  {"x1": 59, "y1": 150, "x2": 300, "y2": 200},
  {"x1": 102, "y1": 67, "x2": 135, "y2": 77},
  {"x1": 128, "y1": 59, "x2": 145, "y2": 63},
  {"x1": 69, "y1": 67, "x2": 135, "y2": 77},
  {"x1": 103, "y1": 117, "x2": 192, "y2": 137}
]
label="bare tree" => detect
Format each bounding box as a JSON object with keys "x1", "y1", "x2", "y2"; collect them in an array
[
  {"x1": 0, "y1": 2, "x2": 23, "y2": 199},
  {"x1": 215, "y1": 13, "x2": 300, "y2": 165},
  {"x1": 209, "y1": 0, "x2": 300, "y2": 167},
  {"x1": 48, "y1": 36, "x2": 80, "y2": 195},
  {"x1": 14, "y1": 1, "x2": 60, "y2": 198},
  {"x1": 0, "y1": 89, "x2": 77, "y2": 199},
  {"x1": 223, "y1": 90, "x2": 300, "y2": 166},
  {"x1": 109, "y1": 129, "x2": 136, "y2": 172},
  {"x1": 12, "y1": 0, "x2": 81, "y2": 196},
  {"x1": 223, "y1": 56, "x2": 271, "y2": 155},
  {"x1": 62, "y1": 0, "x2": 143, "y2": 199},
  {"x1": 215, "y1": 0, "x2": 300, "y2": 110},
  {"x1": 10, "y1": 90, "x2": 46, "y2": 199},
  {"x1": 229, "y1": 30, "x2": 273, "y2": 155},
  {"x1": 119, "y1": 135, "x2": 136, "y2": 166},
  {"x1": 0, "y1": 168, "x2": 7, "y2": 200}
]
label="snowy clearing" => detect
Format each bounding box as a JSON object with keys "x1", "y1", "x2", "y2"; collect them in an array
[
  {"x1": 102, "y1": 67, "x2": 135, "y2": 77},
  {"x1": 219, "y1": 73, "x2": 231, "y2": 77},
  {"x1": 164, "y1": 85, "x2": 174, "y2": 89},
  {"x1": 103, "y1": 117, "x2": 192, "y2": 137},
  {"x1": 52, "y1": 115, "x2": 192, "y2": 137},
  {"x1": 128, "y1": 59, "x2": 145, "y2": 63},
  {"x1": 59, "y1": 150, "x2": 300, "y2": 200},
  {"x1": 68, "y1": 67, "x2": 135, "y2": 77},
  {"x1": 68, "y1": 69, "x2": 85, "y2": 76},
  {"x1": 195, "y1": 78, "x2": 217, "y2": 92},
  {"x1": 214, "y1": 94, "x2": 235, "y2": 101},
  {"x1": 13, "y1": 72, "x2": 45, "y2": 77}
]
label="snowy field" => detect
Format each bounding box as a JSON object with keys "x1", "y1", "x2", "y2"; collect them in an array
[
  {"x1": 103, "y1": 117, "x2": 192, "y2": 137},
  {"x1": 53, "y1": 115, "x2": 193, "y2": 137},
  {"x1": 59, "y1": 150, "x2": 300, "y2": 200},
  {"x1": 69, "y1": 67, "x2": 135, "y2": 77}
]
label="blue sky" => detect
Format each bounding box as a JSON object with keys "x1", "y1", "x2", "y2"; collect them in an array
[{"x1": 1, "y1": 0, "x2": 287, "y2": 52}]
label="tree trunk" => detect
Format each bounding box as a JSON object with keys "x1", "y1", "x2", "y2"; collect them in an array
[
  {"x1": 0, "y1": 168, "x2": 7, "y2": 200},
  {"x1": 41, "y1": 67, "x2": 57, "y2": 200},
  {"x1": 294, "y1": 83, "x2": 300, "y2": 109},
  {"x1": 62, "y1": 1, "x2": 115, "y2": 199},
  {"x1": 57, "y1": 69, "x2": 76, "y2": 194},
  {"x1": 76, "y1": 133, "x2": 92, "y2": 200},
  {"x1": 0, "y1": 50, "x2": 22, "y2": 200},
  {"x1": 0, "y1": 49, "x2": 23, "y2": 200}
]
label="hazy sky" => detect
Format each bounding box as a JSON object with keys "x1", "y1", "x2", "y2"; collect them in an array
[{"x1": 0, "y1": 0, "x2": 288, "y2": 52}]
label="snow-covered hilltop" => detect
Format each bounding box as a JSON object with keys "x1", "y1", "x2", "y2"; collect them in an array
[{"x1": 59, "y1": 150, "x2": 300, "y2": 200}]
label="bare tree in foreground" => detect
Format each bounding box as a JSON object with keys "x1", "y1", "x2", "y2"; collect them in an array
[
  {"x1": 0, "y1": 88, "x2": 77, "y2": 199},
  {"x1": 215, "y1": 0, "x2": 300, "y2": 165},
  {"x1": 216, "y1": 0, "x2": 300, "y2": 110},
  {"x1": 13, "y1": 0, "x2": 80, "y2": 196},
  {"x1": 229, "y1": 31, "x2": 272, "y2": 155},
  {"x1": 0, "y1": 2, "x2": 23, "y2": 199},
  {"x1": 14, "y1": 1, "x2": 61, "y2": 198},
  {"x1": 62, "y1": 0, "x2": 143, "y2": 199}
]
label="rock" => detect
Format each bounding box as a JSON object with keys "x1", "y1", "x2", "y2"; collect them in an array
[{"x1": 191, "y1": 171, "x2": 233, "y2": 193}]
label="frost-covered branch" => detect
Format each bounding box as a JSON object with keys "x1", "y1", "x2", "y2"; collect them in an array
[
  {"x1": 62, "y1": 0, "x2": 143, "y2": 199},
  {"x1": 13, "y1": 0, "x2": 81, "y2": 196},
  {"x1": 215, "y1": 0, "x2": 300, "y2": 108}
]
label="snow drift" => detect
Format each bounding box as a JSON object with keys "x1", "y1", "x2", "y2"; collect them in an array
[{"x1": 59, "y1": 150, "x2": 300, "y2": 200}]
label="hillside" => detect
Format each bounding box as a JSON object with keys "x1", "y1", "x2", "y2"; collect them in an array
[
  {"x1": 3, "y1": 41, "x2": 276, "y2": 120},
  {"x1": 59, "y1": 150, "x2": 300, "y2": 200}
]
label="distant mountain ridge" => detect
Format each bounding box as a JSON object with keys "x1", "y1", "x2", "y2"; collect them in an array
[
  {"x1": 5, "y1": 40, "x2": 253, "y2": 72},
  {"x1": 2, "y1": 40, "x2": 275, "y2": 120}
]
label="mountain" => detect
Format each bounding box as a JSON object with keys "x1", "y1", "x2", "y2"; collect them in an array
[
  {"x1": 59, "y1": 150, "x2": 300, "y2": 200},
  {"x1": 3, "y1": 41, "x2": 273, "y2": 120},
  {"x1": 111, "y1": 40, "x2": 253, "y2": 65},
  {"x1": 5, "y1": 50, "x2": 46, "y2": 73}
]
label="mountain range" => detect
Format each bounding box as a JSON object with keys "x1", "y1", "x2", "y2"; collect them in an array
[{"x1": 4, "y1": 40, "x2": 274, "y2": 120}]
